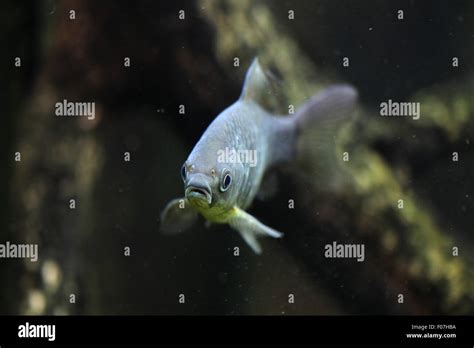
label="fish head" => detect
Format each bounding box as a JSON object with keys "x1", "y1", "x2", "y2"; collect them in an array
[{"x1": 181, "y1": 154, "x2": 243, "y2": 218}]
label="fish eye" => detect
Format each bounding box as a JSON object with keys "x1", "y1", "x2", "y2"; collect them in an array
[
  {"x1": 220, "y1": 169, "x2": 232, "y2": 192},
  {"x1": 180, "y1": 164, "x2": 187, "y2": 182}
]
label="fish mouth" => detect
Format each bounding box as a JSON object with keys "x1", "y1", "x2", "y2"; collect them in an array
[{"x1": 185, "y1": 186, "x2": 212, "y2": 205}]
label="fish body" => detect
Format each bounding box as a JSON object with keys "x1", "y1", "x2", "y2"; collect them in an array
[
  {"x1": 161, "y1": 59, "x2": 357, "y2": 254},
  {"x1": 187, "y1": 100, "x2": 294, "y2": 218}
]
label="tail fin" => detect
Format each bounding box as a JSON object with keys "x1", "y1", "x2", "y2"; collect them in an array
[
  {"x1": 294, "y1": 84, "x2": 358, "y2": 192},
  {"x1": 295, "y1": 85, "x2": 358, "y2": 129}
]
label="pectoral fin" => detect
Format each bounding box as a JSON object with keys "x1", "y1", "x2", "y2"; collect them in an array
[
  {"x1": 228, "y1": 207, "x2": 283, "y2": 254},
  {"x1": 160, "y1": 198, "x2": 198, "y2": 235},
  {"x1": 238, "y1": 229, "x2": 263, "y2": 255}
]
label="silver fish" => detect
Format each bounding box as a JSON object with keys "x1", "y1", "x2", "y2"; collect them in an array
[{"x1": 161, "y1": 58, "x2": 357, "y2": 254}]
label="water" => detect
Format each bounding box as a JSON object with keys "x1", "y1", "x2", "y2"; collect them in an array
[{"x1": 1, "y1": 0, "x2": 473, "y2": 316}]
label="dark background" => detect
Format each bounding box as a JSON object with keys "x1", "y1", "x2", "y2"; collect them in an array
[{"x1": 1, "y1": 0, "x2": 473, "y2": 315}]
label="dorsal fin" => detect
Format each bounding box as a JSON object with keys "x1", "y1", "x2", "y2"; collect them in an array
[{"x1": 239, "y1": 58, "x2": 284, "y2": 112}]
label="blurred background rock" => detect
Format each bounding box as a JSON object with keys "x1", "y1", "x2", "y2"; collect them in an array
[{"x1": 1, "y1": 0, "x2": 473, "y2": 315}]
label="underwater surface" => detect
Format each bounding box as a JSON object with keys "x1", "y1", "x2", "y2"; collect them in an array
[{"x1": 1, "y1": 0, "x2": 474, "y2": 316}]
